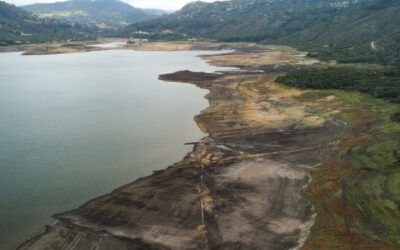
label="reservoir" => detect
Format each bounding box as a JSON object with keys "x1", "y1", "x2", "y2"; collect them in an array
[{"x1": 0, "y1": 49, "x2": 225, "y2": 249}]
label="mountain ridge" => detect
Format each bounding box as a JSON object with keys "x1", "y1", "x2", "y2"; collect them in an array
[
  {"x1": 128, "y1": 0, "x2": 400, "y2": 65},
  {"x1": 0, "y1": 1, "x2": 94, "y2": 45},
  {"x1": 23, "y1": 0, "x2": 164, "y2": 28}
]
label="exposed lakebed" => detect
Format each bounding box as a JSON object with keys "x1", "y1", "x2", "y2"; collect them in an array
[{"x1": 0, "y1": 49, "x2": 230, "y2": 249}]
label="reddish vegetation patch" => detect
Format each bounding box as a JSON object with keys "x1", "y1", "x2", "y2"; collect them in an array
[
  {"x1": 303, "y1": 105, "x2": 393, "y2": 249},
  {"x1": 305, "y1": 160, "x2": 390, "y2": 249}
]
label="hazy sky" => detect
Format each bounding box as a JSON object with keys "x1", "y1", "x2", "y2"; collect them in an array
[{"x1": 5, "y1": 0, "x2": 219, "y2": 10}]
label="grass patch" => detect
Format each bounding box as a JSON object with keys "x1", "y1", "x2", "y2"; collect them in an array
[{"x1": 295, "y1": 87, "x2": 400, "y2": 248}]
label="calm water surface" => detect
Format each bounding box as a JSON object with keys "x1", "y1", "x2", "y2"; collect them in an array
[{"x1": 0, "y1": 50, "x2": 226, "y2": 249}]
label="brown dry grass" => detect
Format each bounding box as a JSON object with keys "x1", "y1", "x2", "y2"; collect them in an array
[
  {"x1": 131, "y1": 42, "x2": 195, "y2": 51},
  {"x1": 130, "y1": 41, "x2": 222, "y2": 51},
  {"x1": 237, "y1": 77, "x2": 327, "y2": 128},
  {"x1": 204, "y1": 50, "x2": 319, "y2": 67}
]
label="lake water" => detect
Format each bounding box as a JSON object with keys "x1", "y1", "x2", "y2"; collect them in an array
[{"x1": 0, "y1": 50, "x2": 226, "y2": 249}]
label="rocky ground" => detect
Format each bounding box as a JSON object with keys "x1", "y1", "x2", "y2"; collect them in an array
[{"x1": 17, "y1": 43, "x2": 351, "y2": 250}]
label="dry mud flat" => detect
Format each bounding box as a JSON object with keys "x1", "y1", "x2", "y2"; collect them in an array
[
  {"x1": 0, "y1": 40, "x2": 230, "y2": 55},
  {"x1": 18, "y1": 44, "x2": 345, "y2": 250}
]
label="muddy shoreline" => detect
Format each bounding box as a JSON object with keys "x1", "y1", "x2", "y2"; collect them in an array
[
  {"x1": 0, "y1": 40, "x2": 232, "y2": 55},
  {"x1": 16, "y1": 43, "x2": 347, "y2": 250}
]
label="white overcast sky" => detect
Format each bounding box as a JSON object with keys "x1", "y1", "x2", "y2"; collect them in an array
[{"x1": 4, "y1": 0, "x2": 219, "y2": 10}]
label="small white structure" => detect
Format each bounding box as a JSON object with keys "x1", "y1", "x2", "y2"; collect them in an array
[{"x1": 128, "y1": 36, "x2": 149, "y2": 45}]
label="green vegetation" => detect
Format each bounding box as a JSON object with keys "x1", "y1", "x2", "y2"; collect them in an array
[
  {"x1": 298, "y1": 88, "x2": 400, "y2": 248},
  {"x1": 392, "y1": 112, "x2": 400, "y2": 122},
  {"x1": 277, "y1": 67, "x2": 400, "y2": 236},
  {"x1": 276, "y1": 67, "x2": 400, "y2": 103},
  {"x1": 355, "y1": 170, "x2": 400, "y2": 243},
  {"x1": 280, "y1": 0, "x2": 400, "y2": 66},
  {"x1": 0, "y1": 1, "x2": 96, "y2": 45},
  {"x1": 341, "y1": 93, "x2": 400, "y2": 245},
  {"x1": 128, "y1": 0, "x2": 400, "y2": 65},
  {"x1": 22, "y1": 0, "x2": 165, "y2": 28},
  {"x1": 0, "y1": 0, "x2": 167, "y2": 45}
]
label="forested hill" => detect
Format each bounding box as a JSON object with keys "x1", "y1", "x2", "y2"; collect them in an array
[
  {"x1": 23, "y1": 0, "x2": 165, "y2": 28},
  {"x1": 128, "y1": 0, "x2": 400, "y2": 65},
  {"x1": 129, "y1": 0, "x2": 350, "y2": 38},
  {"x1": 0, "y1": 1, "x2": 94, "y2": 45}
]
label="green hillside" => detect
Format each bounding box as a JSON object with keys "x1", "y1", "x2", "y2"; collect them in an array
[
  {"x1": 129, "y1": 0, "x2": 346, "y2": 38},
  {"x1": 273, "y1": 0, "x2": 400, "y2": 65},
  {"x1": 23, "y1": 0, "x2": 164, "y2": 28},
  {"x1": 128, "y1": 0, "x2": 400, "y2": 65},
  {"x1": 0, "y1": 1, "x2": 95, "y2": 45}
]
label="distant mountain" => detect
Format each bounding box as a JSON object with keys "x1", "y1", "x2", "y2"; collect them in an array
[
  {"x1": 129, "y1": 0, "x2": 400, "y2": 65},
  {"x1": 23, "y1": 0, "x2": 165, "y2": 28},
  {"x1": 0, "y1": 1, "x2": 94, "y2": 45}
]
